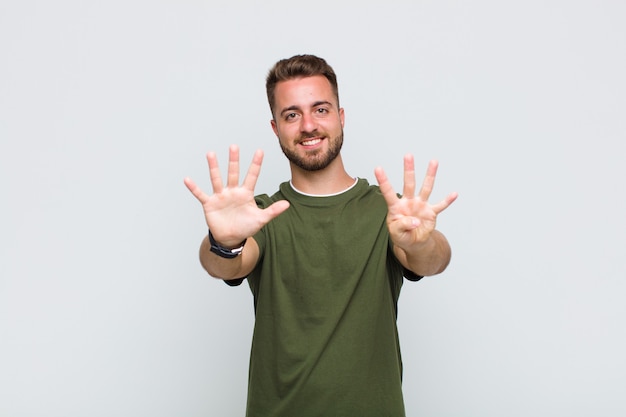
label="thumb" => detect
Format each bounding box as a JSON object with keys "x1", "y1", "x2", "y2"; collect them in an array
[
  {"x1": 261, "y1": 200, "x2": 290, "y2": 223},
  {"x1": 397, "y1": 216, "x2": 421, "y2": 232}
]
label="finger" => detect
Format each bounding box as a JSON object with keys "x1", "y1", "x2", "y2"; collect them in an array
[
  {"x1": 183, "y1": 177, "x2": 210, "y2": 204},
  {"x1": 260, "y1": 200, "x2": 291, "y2": 223},
  {"x1": 418, "y1": 160, "x2": 439, "y2": 201},
  {"x1": 242, "y1": 149, "x2": 264, "y2": 191},
  {"x1": 402, "y1": 154, "x2": 416, "y2": 199},
  {"x1": 227, "y1": 144, "x2": 240, "y2": 188},
  {"x1": 239, "y1": 201, "x2": 290, "y2": 234},
  {"x1": 374, "y1": 166, "x2": 399, "y2": 207},
  {"x1": 206, "y1": 151, "x2": 224, "y2": 193},
  {"x1": 431, "y1": 191, "x2": 458, "y2": 214}
]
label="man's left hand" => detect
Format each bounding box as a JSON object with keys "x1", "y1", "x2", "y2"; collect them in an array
[{"x1": 374, "y1": 155, "x2": 457, "y2": 253}]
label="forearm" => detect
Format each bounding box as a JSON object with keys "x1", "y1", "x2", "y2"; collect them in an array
[
  {"x1": 395, "y1": 230, "x2": 452, "y2": 277},
  {"x1": 198, "y1": 235, "x2": 257, "y2": 280}
]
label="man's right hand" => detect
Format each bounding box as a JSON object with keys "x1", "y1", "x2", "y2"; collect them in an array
[{"x1": 184, "y1": 144, "x2": 290, "y2": 248}]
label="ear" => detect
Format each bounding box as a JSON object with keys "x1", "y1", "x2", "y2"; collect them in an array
[
  {"x1": 270, "y1": 119, "x2": 279, "y2": 137},
  {"x1": 339, "y1": 107, "x2": 345, "y2": 128}
]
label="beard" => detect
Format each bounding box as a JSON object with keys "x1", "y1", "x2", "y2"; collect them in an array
[{"x1": 280, "y1": 131, "x2": 344, "y2": 171}]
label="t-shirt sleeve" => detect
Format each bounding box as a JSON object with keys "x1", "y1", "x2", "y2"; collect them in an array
[
  {"x1": 403, "y1": 268, "x2": 423, "y2": 282},
  {"x1": 223, "y1": 277, "x2": 245, "y2": 286},
  {"x1": 387, "y1": 237, "x2": 424, "y2": 282}
]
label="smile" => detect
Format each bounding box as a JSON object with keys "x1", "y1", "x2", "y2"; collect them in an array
[{"x1": 300, "y1": 138, "x2": 322, "y2": 146}]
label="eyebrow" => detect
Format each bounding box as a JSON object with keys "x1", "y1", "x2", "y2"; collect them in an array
[{"x1": 279, "y1": 100, "x2": 334, "y2": 117}]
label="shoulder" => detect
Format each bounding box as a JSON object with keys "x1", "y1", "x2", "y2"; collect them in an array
[
  {"x1": 254, "y1": 182, "x2": 289, "y2": 208},
  {"x1": 352, "y1": 179, "x2": 386, "y2": 207}
]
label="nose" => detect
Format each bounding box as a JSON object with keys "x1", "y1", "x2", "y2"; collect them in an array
[{"x1": 300, "y1": 112, "x2": 317, "y2": 133}]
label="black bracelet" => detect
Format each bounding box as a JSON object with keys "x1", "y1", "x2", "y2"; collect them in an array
[{"x1": 208, "y1": 230, "x2": 246, "y2": 259}]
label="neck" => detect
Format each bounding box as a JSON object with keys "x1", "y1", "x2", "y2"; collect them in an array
[{"x1": 289, "y1": 155, "x2": 354, "y2": 195}]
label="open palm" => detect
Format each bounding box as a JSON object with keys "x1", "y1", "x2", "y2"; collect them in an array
[
  {"x1": 375, "y1": 155, "x2": 457, "y2": 252},
  {"x1": 184, "y1": 145, "x2": 289, "y2": 248}
]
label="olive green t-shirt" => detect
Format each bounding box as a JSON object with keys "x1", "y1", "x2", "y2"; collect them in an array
[{"x1": 243, "y1": 178, "x2": 419, "y2": 417}]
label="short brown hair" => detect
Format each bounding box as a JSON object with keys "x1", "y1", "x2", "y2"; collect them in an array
[{"x1": 266, "y1": 54, "x2": 339, "y2": 118}]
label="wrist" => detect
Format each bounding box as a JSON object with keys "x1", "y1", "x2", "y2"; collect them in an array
[{"x1": 208, "y1": 230, "x2": 247, "y2": 259}]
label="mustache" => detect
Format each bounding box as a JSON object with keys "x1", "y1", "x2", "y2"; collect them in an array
[{"x1": 296, "y1": 131, "x2": 326, "y2": 142}]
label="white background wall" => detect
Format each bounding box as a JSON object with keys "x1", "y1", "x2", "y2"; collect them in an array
[{"x1": 1, "y1": 1, "x2": 624, "y2": 416}]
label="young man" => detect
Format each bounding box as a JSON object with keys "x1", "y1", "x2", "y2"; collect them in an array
[{"x1": 184, "y1": 54, "x2": 457, "y2": 417}]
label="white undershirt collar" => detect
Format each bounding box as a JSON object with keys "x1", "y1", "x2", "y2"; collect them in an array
[{"x1": 289, "y1": 177, "x2": 359, "y2": 197}]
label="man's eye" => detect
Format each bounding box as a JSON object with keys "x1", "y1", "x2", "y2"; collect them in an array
[
  {"x1": 316, "y1": 108, "x2": 328, "y2": 114},
  {"x1": 285, "y1": 113, "x2": 297, "y2": 120}
]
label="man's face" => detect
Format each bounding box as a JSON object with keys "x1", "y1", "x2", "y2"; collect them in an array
[{"x1": 271, "y1": 75, "x2": 345, "y2": 171}]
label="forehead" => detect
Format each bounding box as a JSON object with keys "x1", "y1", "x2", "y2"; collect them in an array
[{"x1": 273, "y1": 75, "x2": 336, "y2": 108}]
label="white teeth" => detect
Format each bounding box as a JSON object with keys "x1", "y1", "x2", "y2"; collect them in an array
[{"x1": 301, "y1": 138, "x2": 321, "y2": 146}]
